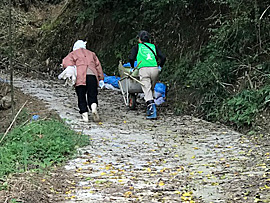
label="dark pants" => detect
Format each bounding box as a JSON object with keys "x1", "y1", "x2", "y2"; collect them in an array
[{"x1": 75, "y1": 75, "x2": 98, "y2": 114}]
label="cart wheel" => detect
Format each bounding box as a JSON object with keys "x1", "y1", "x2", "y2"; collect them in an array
[{"x1": 129, "y1": 94, "x2": 136, "y2": 110}]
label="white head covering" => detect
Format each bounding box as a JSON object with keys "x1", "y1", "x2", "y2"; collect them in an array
[{"x1": 73, "y1": 40, "x2": 87, "y2": 51}]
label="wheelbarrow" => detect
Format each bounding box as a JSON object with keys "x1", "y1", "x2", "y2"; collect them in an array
[{"x1": 118, "y1": 61, "x2": 144, "y2": 110}]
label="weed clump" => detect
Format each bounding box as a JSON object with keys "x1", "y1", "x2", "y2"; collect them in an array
[{"x1": 0, "y1": 119, "x2": 89, "y2": 178}]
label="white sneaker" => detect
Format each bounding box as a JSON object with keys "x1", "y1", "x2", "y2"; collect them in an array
[
  {"x1": 82, "y1": 112, "x2": 89, "y2": 122},
  {"x1": 91, "y1": 103, "x2": 100, "y2": 122}
]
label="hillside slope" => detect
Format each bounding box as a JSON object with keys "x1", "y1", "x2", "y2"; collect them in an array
[{"x1": 1, "y1": 0, "x2": 270, "y2": 132}]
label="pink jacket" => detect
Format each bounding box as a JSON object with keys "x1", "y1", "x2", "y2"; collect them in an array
[{"x1": 62, "y1": 48, "x2": 104, "y2": 86}]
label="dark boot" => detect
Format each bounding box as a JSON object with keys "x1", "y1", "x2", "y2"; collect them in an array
[
  {"x1": 147, "y1": 103, "x2": 157, "y2": 119},
  {"x1": 146, "y1": 100, "x2": 154, "y2": 116}
]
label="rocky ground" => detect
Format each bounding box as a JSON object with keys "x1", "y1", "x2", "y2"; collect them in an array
[{"x1": 0, "y1": 72, "x2": 270, "y2": 203}]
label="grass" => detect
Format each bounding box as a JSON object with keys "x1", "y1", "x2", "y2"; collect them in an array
[{"x1": 0, "y1": 118, "x2": 90, "y2": 180}]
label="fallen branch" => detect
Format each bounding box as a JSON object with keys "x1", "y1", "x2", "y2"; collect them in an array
[{"x1": 0, "y1": 100, "x2": 28, "y2": 144}]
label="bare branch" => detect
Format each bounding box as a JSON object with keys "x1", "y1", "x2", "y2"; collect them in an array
[{"x1": 259, "y1": 5, "x2": 270, "y2": 20}]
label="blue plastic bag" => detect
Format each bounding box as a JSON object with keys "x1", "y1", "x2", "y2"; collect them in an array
[
  {"x1": 104, "y1": 75, "x2": 121, "y2": 88},
  {"x1": 123, "y1": 63, "x2": 131, "y2": 67},
  {"x1": 123, "y1": 61, "x2": 137, "y2": 67},
  {"x1": 154, "y1": 83, "x2": 166, "y2": 98},
  {"x1": 32, "y1": 115, "x2": 39, "y2": 121}
]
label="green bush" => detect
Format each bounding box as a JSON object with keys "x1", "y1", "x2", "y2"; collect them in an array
[
  {"x1": 0, "y1": 119, "x2": 89, "y2": 178},
  {"x1": 219, "y1": 86, "x2": 270, "y2": 126}
]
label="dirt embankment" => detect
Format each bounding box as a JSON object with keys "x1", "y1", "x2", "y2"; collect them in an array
[{"x1": 0, "y1": 81, "x2": 57, "y2": 134}]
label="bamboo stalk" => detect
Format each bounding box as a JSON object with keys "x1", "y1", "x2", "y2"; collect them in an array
[
  {"x1": 0, "y1": 101, "x2": 28, "y2": 144},
  {"x1": 8, "y1": 0, "x2": 14, "y2": 118},
  {"x1": 259, "y1": 5, "x2": 270, "y2": 20},
  {"x1": 123, "y1": 72, "x2": 145, "y2": 86}
]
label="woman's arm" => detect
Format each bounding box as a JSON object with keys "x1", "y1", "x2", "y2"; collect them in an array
[
  {"x1": 93, "y1": 53, "x2": 104, "y2": 81},
  {"x1": 62, "y1": 52, "x2": 75, "y2": 68},
  {"x1": 156, "y1": 46, "x2": 166, "y2": 67},
  {"x1": 129, "y1": 45, "x2": 139, "y2": 68}
]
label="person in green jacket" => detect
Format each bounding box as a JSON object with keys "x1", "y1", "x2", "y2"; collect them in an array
[{"x1": 129, "y1": 30, "x2": 166, "y2": 119}]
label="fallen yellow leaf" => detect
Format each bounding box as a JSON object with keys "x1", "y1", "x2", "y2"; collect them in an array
[
  {"x1": 124, "y1": 191, "x2": 132, "y2": 198},
  {"x1": 105, "y1": 165, "x2": 111, "y2": 170},
  {"x1": 182, "y1": 191, "x2": 192, "y2": 196},
  {"x1": 76, "y1": 168, "x2": 82, "y2": 172},
  {"x1": 211, "y1": 182, "x2": 219, "y2": 186},
  {"x1": 83, "y1": 186, "x2": 91, "y2": 189},
  {"x1": 159, "y1": 181, "x2": 165, "y2": 186},
  {"x1": 181, "y1": 196, "x2": 192, "y2": 201},
  {"x1": 160, "y1": 167, "x2": 167, "y2": 172}
]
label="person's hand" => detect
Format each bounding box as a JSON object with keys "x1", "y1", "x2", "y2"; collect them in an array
[
  {"x1": 99, "y1": 80, "x2": 105, "y2": 89},
  {"x1": 158, "y1": 66, "x2": 162, "y2": 72}
]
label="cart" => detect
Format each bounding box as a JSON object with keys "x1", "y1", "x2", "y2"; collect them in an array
[{"x1": 118, "y1": 61, "x2": 143, "y2": 110}]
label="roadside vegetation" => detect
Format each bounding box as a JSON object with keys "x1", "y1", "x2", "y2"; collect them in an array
[{"x1": 0, "y1": 110, "x2": 90, "y2": 180}]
